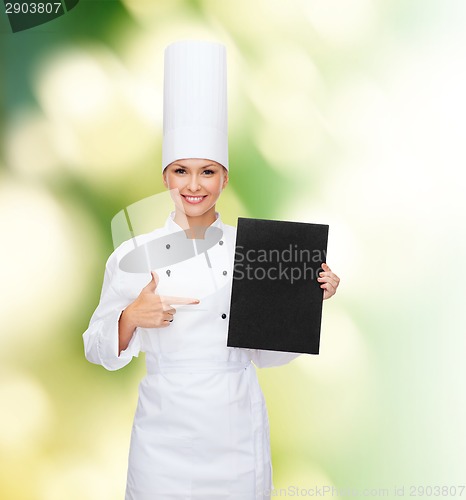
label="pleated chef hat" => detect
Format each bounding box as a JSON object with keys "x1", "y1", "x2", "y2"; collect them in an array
[{"x1": 162, "y1": 40, "x2": 229, "y2": 171}]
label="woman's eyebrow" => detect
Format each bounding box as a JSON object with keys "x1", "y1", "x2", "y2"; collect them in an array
[{"x1": 172, "y1": 163, "x2": 217, "y2": 169}]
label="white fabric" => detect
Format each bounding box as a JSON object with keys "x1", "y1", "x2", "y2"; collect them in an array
[
  {"x1": 162, "y1": 40, "x2": 229, "y2": 171},
  {"x1": 83, "y1": 213, "x2": 300, "y2": 499}
]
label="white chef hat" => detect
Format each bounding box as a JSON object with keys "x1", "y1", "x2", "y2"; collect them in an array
[{"x1": 162, "y1": 40, "x2": 229, "y2": 171}]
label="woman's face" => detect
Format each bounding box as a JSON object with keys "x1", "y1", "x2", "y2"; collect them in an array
[{"x1": 163, "y1": 158, "x2": 228, "y2": 222}]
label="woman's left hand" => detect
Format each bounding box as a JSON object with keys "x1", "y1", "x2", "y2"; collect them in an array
[{"x1": 317, "y1": 263, "x2": 340, "y2": 300}]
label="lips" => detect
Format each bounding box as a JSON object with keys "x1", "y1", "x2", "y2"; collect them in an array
[{"x1": 182, "y1": 195, "x2": 207, "y2": 205}]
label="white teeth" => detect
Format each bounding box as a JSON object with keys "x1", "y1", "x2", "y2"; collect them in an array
[{"x1": 185, "y1": 196, "x2": 204, "y2": 202}]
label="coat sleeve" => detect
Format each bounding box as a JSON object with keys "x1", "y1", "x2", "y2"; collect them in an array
[
  {"x1": 82, "y1": 251, "x2": 141, "y2": 371},
  {"x1": 249, "y1": 349, "x2": 301, "y2": 368}
]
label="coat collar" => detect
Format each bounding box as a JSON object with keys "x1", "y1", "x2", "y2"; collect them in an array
[{"x1": 164, "y1": 211, "x2": 224, "y2": 233}]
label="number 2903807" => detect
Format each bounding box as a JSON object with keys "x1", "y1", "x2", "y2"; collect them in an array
[{"x1": 5, "y1": 2, "x2": 62, "y2": 14}]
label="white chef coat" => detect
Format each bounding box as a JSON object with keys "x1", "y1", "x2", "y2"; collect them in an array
[{"x1": 83, "y1": 212, "x2": 300, "y2": 500}]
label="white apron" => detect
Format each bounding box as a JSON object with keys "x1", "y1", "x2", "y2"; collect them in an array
[{"x1": 83, "y1": 213, "x2": 300, "y2": 500}]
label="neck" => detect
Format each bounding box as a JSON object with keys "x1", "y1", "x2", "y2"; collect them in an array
[{"x1": 173, "y1": 207, "x2": 217, "y2": 239}]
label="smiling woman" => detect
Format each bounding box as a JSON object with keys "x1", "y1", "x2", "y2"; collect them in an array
[
  {"x1": 83, "y1": 39, "x2": 339, "y2": 500},
  {"x1": 163, "y1": 158, "x2": 229, "y2": 230}
]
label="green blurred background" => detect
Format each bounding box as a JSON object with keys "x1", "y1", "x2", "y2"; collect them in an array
[{"x1": 1, "y1": 1, "x2": 465, "y2": 498}]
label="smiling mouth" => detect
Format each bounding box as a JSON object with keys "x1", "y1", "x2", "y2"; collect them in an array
[{"x1": 182, "y1": 195, "x2": 207, "y2": 204}]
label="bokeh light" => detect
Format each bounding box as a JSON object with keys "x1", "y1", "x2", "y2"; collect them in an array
[
  {"x1": 33, "y1": 45, "x2": 161, "y2": 186},
  {"x1": 0, "y1": 370, "x2": 52, "y2": 454}
]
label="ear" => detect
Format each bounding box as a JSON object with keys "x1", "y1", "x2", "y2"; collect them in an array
[
  {"x1": 162, "y1": 168, "x2": 168, "y2": 188},
  {"x1": 222, "y1": 167, "x2": 229, "y2": 189}
]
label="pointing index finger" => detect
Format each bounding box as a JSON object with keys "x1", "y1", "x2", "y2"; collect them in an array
[{"x1": 161, "y1": 296, "x2": 200, "y2": 305}]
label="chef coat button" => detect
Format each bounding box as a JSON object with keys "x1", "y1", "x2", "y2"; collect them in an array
[
  {"x1": 221, "y1": 313, "x2": 227, "y2": 319},
  {"x1": 222, "y1": 270, "x2": 227, "y2": 276},
  {"x1": 166, "y1": 269, "x2": 171, "y2": 277},
  {"x1": 219, "y1": 240, "x2": 224, "y2": 246},
  {"x1": 166, "y1": 244, "x2": 170, "y2": 249}
]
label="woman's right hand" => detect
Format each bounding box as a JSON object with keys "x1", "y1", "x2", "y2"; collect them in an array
[{"x1": 118, "y1": 271, "x2": 199, "y2": 354}]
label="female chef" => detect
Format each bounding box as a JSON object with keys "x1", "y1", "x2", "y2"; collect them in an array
[{"x1": 83, "y1": 40, "x2": 340, "y2": 500}]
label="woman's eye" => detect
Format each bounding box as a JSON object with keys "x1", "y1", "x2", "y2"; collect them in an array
[
  {"x1": 202, "y1": 169, "x2": 215, "y2": 175},
  {"x1": 174, "y1": 168, "x2": 186, "y2": 174}
]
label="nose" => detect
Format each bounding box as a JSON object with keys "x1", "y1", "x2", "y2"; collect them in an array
[{"x1": 187, "y1": 174, "x2": 201, "y2": 192}]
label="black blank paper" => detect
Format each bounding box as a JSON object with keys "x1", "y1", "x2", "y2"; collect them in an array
[{"x1": 227, "y1": 218, "x2": 329, "y2": 355}]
